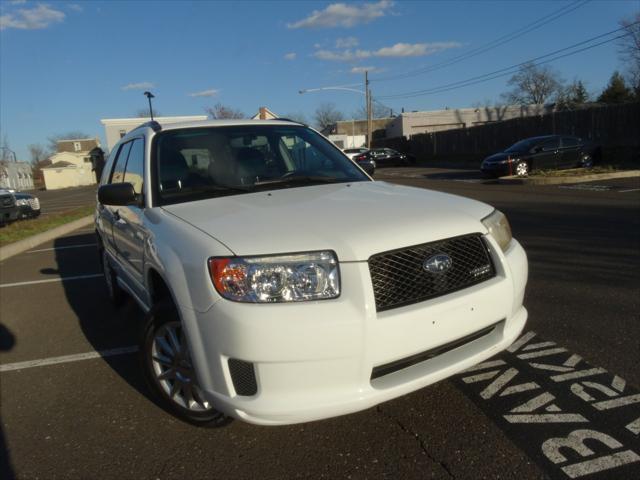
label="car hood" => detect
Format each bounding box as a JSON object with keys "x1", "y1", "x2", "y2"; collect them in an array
[{"x1": 162, "y1": 181, "x2": 493, "y2": 261}]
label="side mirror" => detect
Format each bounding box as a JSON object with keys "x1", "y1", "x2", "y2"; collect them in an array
[{"x1": 98, "y1": 182, "x2": 137, "y2": 206}]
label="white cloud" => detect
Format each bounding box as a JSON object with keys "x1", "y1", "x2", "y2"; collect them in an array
[
  {"x1": 0, "y1": 4, "x2": 65, "y2": 30},
  {"x1": 67, "y1": 3, "x2": 83, "y2": 12},
  {"x1": 121, "y1": 82, "x2": 155, "y2": 91},
  {"x1": 288, "y1": 0, "x2": 393, "y2": 29},
  {"x1": 314, "y1": 41, "x2": 461, "y2": 62},
  {"x1": 336, "y1": 36, "x2": 358, "y2": 48},
  {"x1": 375, "y1": 42, "x2": 461, "y2": 57},
  {"x1": 283, "y1": 52, "x2": 297, "y2": 61},
  {"x1": 350, "y1": 66, "x2": 384, "y2": 74},
  {"x1": 188, "y1": 89, "x2": 219, "y2": 98},
  {"x1": 313, "y1": 43, "x2": 322, "y2": 49}
]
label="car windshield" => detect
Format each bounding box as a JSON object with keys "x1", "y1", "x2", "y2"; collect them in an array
[
  {"x1": 154, "y1": 125, "x2": 369, "y2": 205},
  {"x1": 505, "y1": 139, "x2": 537, "y2": 153}
]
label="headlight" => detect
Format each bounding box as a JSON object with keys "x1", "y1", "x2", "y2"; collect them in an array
[
  {"x1": 16, "y1": 199, "x2": 28, "y2": 206},
  {"x1": 482, "y1": 209, "x2": 512, "y2": 251},
  {"x1": 208, "y1": 251, "x2": 340, "y2": 303}
]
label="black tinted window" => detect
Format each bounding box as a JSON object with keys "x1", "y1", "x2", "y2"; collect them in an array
[
  {"x1": 541, "y1": 138, "x2": 560, "y2": 150},
  {"x1": 123, "y1": 139, "x2": 144, "y2": 195},
  {"x1": 110, "y1": 142, "x2": 132, "y2": 184},
  {"x1": 562, "y1": 137, "x2": 579, "y2": 148}
]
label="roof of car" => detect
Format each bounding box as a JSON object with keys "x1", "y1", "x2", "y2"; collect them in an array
[{"x1": 151, "y1": 118, "x2": 303, "y2": 132}]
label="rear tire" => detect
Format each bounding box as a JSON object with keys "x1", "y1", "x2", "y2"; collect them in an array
[
  {"x1": 580, "y1": 153, "x2": 593, "y2": 168},
  {"x1": 141, "y1": 299, "x2": 230, "y2": 427},
  {"x1": 101, "y1": 248, "x2": 125, "y2": 306}
]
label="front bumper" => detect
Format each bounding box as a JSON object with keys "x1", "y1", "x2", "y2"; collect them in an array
[
  {"x1": 17, "y1": 205, "x2": 40, "y2": 219},
  {"x1": 480, "y1": 162, "x2": 513, "y2": 177},
  {"x1": 184, "y1": 236, "x2": 528, "y2": 425}
]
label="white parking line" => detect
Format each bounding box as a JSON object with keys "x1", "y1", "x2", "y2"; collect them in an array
[
  {"x1": 27, "y1": 243, "x2": 97, "y2": 253},
  {"x1": 0, "y1": 273, "x2": 102, "y2": 288},
  {"x1": 619, "y1": 188, "x2": 640, "y2": 193},
  {"x1": 0, "y1": 346, "x2": 139, "y2": 372}
]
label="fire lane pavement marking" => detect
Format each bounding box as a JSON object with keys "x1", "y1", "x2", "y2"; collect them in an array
[
  {"x1": 0, "y1": 346, "x2": 139, "y2": 372},
  {"x1": 453, "y1": 331, "x2": 640, "y2": 479},
  {"x1": 0, "y1": 274, "x2": 102, "y2": 288}
]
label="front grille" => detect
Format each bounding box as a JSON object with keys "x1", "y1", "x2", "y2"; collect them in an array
[
  {"x1": 228, "y1": 359, "x2": 257, "y2": 396},
  {"x1": 1, "y1": 196, "x2": 14, "y2": 207},
  {"x1": 368, "y1": 234, "x2": 496, "y2": 311}
]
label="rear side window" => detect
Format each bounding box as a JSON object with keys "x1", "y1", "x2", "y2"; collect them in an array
[
  {"x1": 110, "y1": 142, "x2": 132, "y2": 184},
  {"x1": 541, "y1": 138, "x2": 559, "y2": 151},
  {"x1": 123, "y1": 139, "x2": 144, "y2": 195}
]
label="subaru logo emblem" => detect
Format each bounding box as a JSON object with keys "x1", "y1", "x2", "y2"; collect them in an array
[{"x1": 423, "y1": 254, "x2": 452, "y2": 274}]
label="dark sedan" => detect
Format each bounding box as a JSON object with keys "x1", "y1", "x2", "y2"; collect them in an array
[
  {"x1": 14, "y1": 192, "x2": 41, "y2": 219},
  {"x1": 355, "y1": 148, "x2": 415, "y2": 167},
  {"x1": 481, "y1": 135, "x2": 601, "y2": 177},
  {"x1": 0, "y1": 189, "x2": 19, "y2": 226}
]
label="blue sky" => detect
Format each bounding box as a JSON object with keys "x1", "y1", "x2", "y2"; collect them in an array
[{"x1": 0, "y1": 0, "x2": 637, "y2": 160}]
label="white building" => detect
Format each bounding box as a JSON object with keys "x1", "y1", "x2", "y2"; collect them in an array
[
  {"x1": 386, "y1": 105, "x2": 553, "y2": 138},
  {"x1": 0, "y1": 161, "x2": 34, "y2": 190},
  {"x1": 41, "y1": 138, "x2": 100, "y2": 190},
  {"x1": 100, "y1": 115, "x2": 208, "y2": 151}
]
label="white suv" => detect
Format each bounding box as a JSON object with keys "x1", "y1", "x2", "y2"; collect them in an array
[{"x1": 95, "y1": 119, "x2": 528, "y2": 426}]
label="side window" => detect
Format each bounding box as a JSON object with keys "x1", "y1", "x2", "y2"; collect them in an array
[
  {"x1": 542, "y1": 138, "x2": 559, "y2": 151},
  {"x1": 562, "y1": 137, "x2": 579, "y2": 148},
  {"x1": 123, "y1": 139, "x2": 144, "y2": 195},
  {"x1": 110, "y1": 142, "x2": 132, "y2": 184}
]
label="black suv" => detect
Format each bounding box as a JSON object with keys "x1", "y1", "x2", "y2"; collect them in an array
[
  {"x1": 481, "y1": 135, "x2": 600, "y2": 177},
  {"x1": 355, "y1": 148, "x2": 415, "y2": 167},
  {"x1": 0, "y1": 189, "x2": 19, "y2": 226}
]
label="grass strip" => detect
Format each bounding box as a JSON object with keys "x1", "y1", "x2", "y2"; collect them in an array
[{"x1": 0, "y1": 205, "x2": 94, "y2": 247}]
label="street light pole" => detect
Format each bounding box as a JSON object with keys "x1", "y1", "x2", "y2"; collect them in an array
[{"x1": 365, "y1": 71, "x2": 372, "y2": 149}]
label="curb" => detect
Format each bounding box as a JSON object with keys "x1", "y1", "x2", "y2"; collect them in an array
[
  {"x1": 0, "y1": 215, "x2": 94, "y2": 262},
  {"x1": 498, "y1": 170, "x2": 640, "y2": 185}
]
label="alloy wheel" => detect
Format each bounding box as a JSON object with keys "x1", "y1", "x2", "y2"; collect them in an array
[
  {"x1": 516, "y1": 162, "x2": 528, "y2": 176},
  {"x1": 150, "y1": 321, "x2": 212, "y2": 412}
]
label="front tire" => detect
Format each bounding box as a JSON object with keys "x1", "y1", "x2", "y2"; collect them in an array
[
  {"x1": 515, "y1": 161, "x2": 529, "y2": 176},
  {"x1": 580, "y1": 153, "x2": 593, "y2": 168},
  {"x1": 141, "y1": 300, "x2": 230, "y2": 427}
]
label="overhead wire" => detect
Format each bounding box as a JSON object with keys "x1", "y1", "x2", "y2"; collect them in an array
[
  {"x1": 372, "y1": 0, "x2": 591, "y2": 82},
  {"x1": 377, "y1": 24, "x2": 636, "y2": 100}
]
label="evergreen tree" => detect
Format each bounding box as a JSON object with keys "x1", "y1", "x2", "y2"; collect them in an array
[{"x1": 597, "y1": 72, "x2": 633, "y2": 103}]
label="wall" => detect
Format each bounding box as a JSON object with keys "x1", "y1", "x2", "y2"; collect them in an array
[
  {"x1": 0, "y1": 162, "x2": 34, "y2": 190},
  {"x1": 386, "y1": 105, "x2": 551, "y2": 138},
  {"x1": 327, "y1": 134, "x2": 366, "y2": 149},
  {"x1": 100, "y1": 115, "x2": 208, "y2": 151},
  {"x1": 375, "y1": 103, "x2": 640, "y2": 163},
  {"x1": 334, "y1": 118, "x2": 393, "y2": 136},
  {"x1": 42, "y1": 164, "x2": 95, "y2": 190}
]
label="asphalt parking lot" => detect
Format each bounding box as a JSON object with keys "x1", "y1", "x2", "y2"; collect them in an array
[
  {"x1": 28, "y1": 185, "x2": 96, "y2": 216},
  {"x1": 1, "y1": 169, "x2": 638, "y2": 479}
]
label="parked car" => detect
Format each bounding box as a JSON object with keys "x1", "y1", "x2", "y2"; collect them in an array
[
  {"x1": 14, "y1": 192, "x2": 41, "y2": 219},
  {"x1": 343, "y1": 147, "x2": 369, "y2": 160},
  {"x1": 480, "y1": 135, "x2": 601, "y2": 177},
  {"x1": 96, "y1": 119, "x2": 528, "y2": 426},
  {"x1": 0, "y1": 189, "x2": 19, "y2": 227},
  {"x1": 355, "y1": 148, "x2": 415, "y2": 167}
]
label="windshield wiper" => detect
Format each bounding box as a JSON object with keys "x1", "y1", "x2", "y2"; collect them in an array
[{"x1": 253, "y1": 175, "x2": 344, "y2": 187}]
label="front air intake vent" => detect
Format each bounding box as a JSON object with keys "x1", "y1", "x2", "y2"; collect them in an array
[{"x1": 228, "y1": 359, "x2": 257, "y2": 396}]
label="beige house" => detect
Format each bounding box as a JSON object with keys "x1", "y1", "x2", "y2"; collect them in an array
[{"x1": 42, "y1": 138, "x2": 100, "y2": 190}]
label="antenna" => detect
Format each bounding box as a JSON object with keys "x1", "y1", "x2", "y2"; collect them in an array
[{"x1": 143, "y1": 91, "x2": 155, "y2": 121}]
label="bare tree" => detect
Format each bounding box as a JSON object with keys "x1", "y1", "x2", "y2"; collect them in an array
[
  {"x1": 135, "y1": 108, "x2": 162, "y2": 118},
  {"x1": 28, "y1": 144, "x2": 48, "y2": 164},
  {"x1": 47, "y1": 131, "x2": 92, "y2": 154},
  {"x1": 502, "y1": 62, "x2": 564, "y2": 105},
  {"x1": 353, "y1": 102, "x2": 392, "y2": 120},
  {"x1": 556, "y1": 79, "x2": 590, "y2": 110},
  {"x1": 618, "y1": 13, "x2": 640, "y2": 93},
  {"x1": 205, "y1": 103, "x2": 245, "y2": 119},
  {"x1": 313, "y1": 102, "x2": 344, "y2": 131},
  {"x1": 283, "y1": 112, "x2": 308, "y2": 124}
]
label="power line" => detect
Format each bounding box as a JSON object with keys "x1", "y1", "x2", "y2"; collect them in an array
[
  {"x1": 377, "y1": 24, "x2": 635, "y2": 100},
  {"x1": 373, "y1": 0, "x2": 590, "y2": 83}
]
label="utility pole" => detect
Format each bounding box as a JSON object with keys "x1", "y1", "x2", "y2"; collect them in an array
[{"x1": 365, "y1": 71, "x2": 372, "y2": 149}]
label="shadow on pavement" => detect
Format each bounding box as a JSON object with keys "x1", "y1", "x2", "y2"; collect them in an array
[
  {"x1": 0, "y1": 323, "x2": 16, "y2": 480},
  {"x1": 50, "y1": 233, "x2": 162, "y2": 410}
]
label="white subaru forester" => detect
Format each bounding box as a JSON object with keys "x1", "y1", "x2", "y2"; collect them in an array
[{"x1": 95, "y1": 119, "x2": 528, "y2": 426}]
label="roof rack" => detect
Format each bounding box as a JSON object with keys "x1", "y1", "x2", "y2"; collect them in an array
[
  {"x1": 129, "y1": 120, "x2": 162, "y2": 135},
  {"x1": 273, "y1": 117, "x2": 306, "y2": 126}
]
